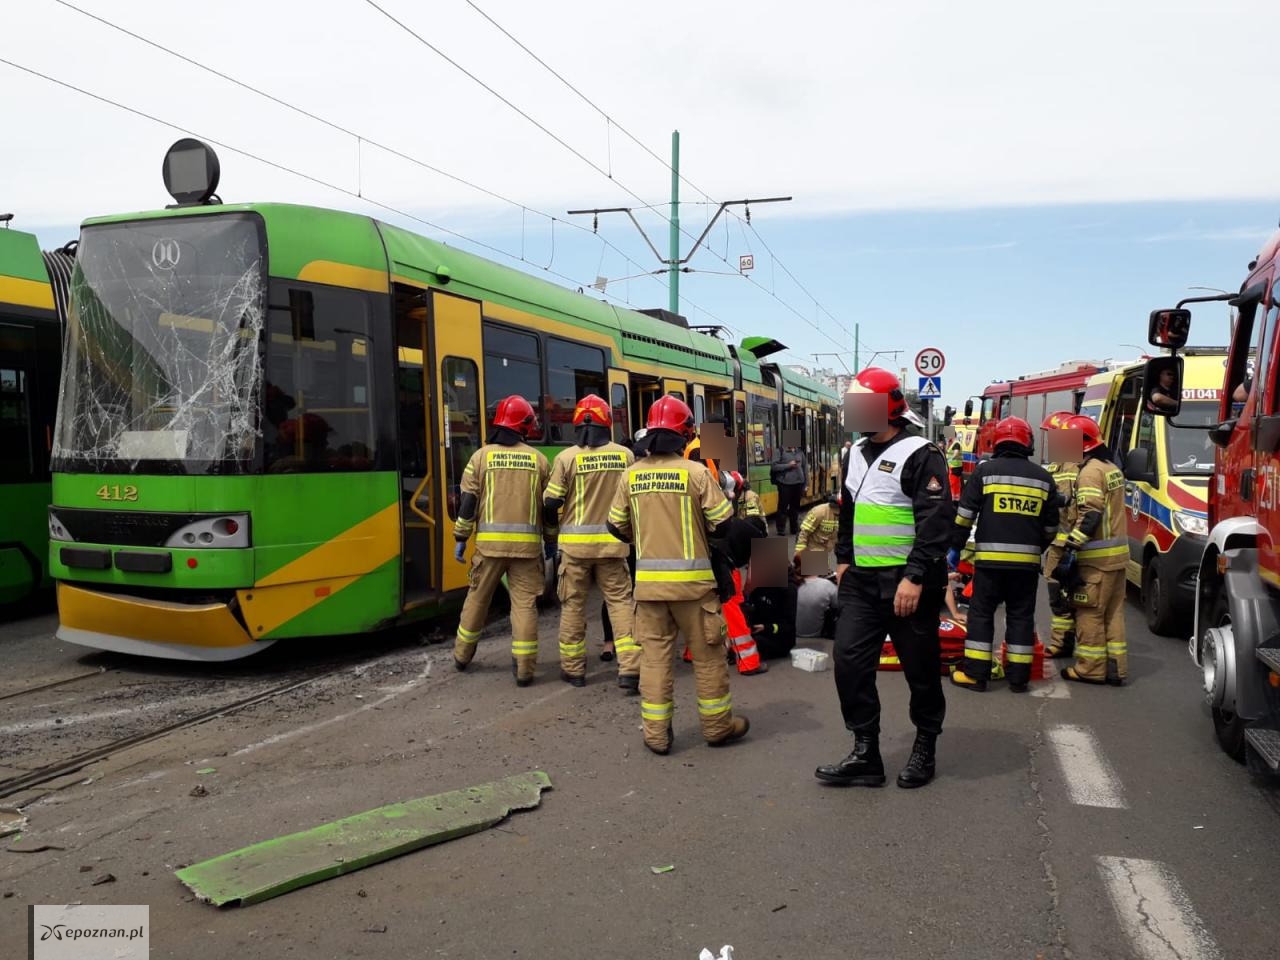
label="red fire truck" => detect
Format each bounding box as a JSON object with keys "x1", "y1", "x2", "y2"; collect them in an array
[
  {"x1": 965, "y1": 361, "x2": 1109, "y2": 472},
  {"x1": 1147, "y1": 237, "x2": 1280, "y2": 778}
]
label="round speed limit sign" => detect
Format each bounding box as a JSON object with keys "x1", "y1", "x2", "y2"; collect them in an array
[{"x1": 915, "y1": 347, "x2": 945, "y2": 376}]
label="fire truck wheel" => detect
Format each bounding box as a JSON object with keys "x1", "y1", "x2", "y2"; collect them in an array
[
  {"x1": 1141, "y1": 559, "x2": 1179, "y2": 637},
  {"x1": 1207, "y1": 591, "x2": 1247, "y2": 763}
]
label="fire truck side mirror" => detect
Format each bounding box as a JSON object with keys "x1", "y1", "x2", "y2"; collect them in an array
[
  {"x1": 1148, "y1": 308, "x2": 1191, "y2": 349},
  {"x1": 1141, "y1": 356, "x2": 1184, "y2": 418}
]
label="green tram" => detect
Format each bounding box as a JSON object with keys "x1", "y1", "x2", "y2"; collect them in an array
[
  {"x1": 1, "y1": 221, "x2": 71, "y2": 609},
  {"x1": 49, "y1": 157, "x2": 840, "y2": 660}
]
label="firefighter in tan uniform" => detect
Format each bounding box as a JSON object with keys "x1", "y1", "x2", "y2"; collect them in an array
[
  {"x1": 1054, "y1": 415, "x2": 1128, "y2": 685},
  {"x1": 607, "y1": 396, "x2": 750, "y2": 755},
  {"x1": 452, "y1": 395, "x2": 554, "y2": 687},
  {"x1": 794, "y1": 491, "x2": 839, "y2": 573},
  {"x1": 544, "y1": 395, "x2": 639, "y2": 691},
  {"x1": 1041, "y1": 411, "x2": 1081, "y2": 658}
]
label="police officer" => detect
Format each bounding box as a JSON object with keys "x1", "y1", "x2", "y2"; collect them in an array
[
  {"x1": 607, "y1": 395, "x2": 749, "y2": 755},
  {"x1": 1040, "y1": 411, "x2": 1080, "y2": 658},
  {"x1": 948, "y1": 416, "x2": 1059, "y2": 693},
  {"x1": 794, "y1": 490, "x2": 839, "y2": 573},
  {"x1": 815, "y1": 368, "x2": 956, "y2": 790},
  {"x1": 452, "y1": 395, "x2": 553, "y2": 687},
  {"x1": 1056, "y1": 415, "x2": 1128, "y2": 686},
  {"x1": 544, "y1": 395, "x2": 638, "y2": 691}
]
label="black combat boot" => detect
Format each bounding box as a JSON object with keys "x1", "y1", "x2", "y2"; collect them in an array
[
  {"x1": 896, "y1": 731, "x2": 937, "y2": 789},
  {"x1": 560, "y1": 669, "x2": 586, "y2": 688},
  {"x1": 617, "y1": 674, "x2": 640, "y2": 695},
  {"x1": 814, "y1": 733, "x2": 885, "y2": 786}
]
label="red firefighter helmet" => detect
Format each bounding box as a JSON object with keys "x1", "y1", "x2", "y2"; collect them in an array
[
  {"x1": 847, "y1": 366, "x2": 909, "y2": 420},
  {"x1": 1066, "y1": 414, "x2": 1102, "y2": 452},
  {"x1": 572, "y1": 394, "x2": 612, "y2": 428},
  {"x1": 492, "y1": 395, "x2": 538, "y2": 437},
  {"x1": 1041, "y1": 410, "x2": 1075, "y2": 431},
  {"x1": 993, "y1": 416, "x2": 1034, "y2": 451},
  {"x1": 646, "y1": 394, "x2": 696, "y2": 438},
  {"x1": 729, "y1": 470, "x2": 744, "y2": 491}
]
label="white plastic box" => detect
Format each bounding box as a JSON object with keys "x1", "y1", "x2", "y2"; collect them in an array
[{"x1": 790, "y1": 648, "x2": 830, "y2": 672}]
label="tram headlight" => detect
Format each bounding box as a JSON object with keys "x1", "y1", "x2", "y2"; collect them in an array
[
  {"x1": 48, "y1": 510, "x2": 72, "y2": 541},
  {"x1": 1173, "y1": 511, "x2": 1208, "y2": 536}
]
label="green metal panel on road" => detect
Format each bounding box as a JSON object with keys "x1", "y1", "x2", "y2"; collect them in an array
[{"x1": 175, "y1": 771, "x2": 552, "y2": 906}]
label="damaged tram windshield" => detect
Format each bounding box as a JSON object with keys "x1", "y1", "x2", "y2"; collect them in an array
[{"x1": 53, "y1": 215, "x2": 266, "y2": 474}]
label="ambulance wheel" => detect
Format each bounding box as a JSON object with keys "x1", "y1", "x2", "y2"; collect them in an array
[
  {"x1": 1207, "y1": 591, "x2": 1246, "y2": 763},
  {"x1": 1141, "y1": 560, "x2": 1178, "y2": 637}
]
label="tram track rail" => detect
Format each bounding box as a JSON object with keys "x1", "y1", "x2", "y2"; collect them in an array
[
  {"x1": 0, "y1": 668, "x2": 111, "y2": 703},
  {"x1": 0, "y1": 671, "x2": 331, "y2": 801}
]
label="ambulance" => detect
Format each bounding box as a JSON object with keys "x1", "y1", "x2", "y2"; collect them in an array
[{"x1": 1077, "y1": 350, "x2": 1222, "y2": 635}]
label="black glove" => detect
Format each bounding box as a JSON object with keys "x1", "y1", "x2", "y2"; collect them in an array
[{"x1": 1050, "y1": 550, "x2": 1076, "y2": 585}]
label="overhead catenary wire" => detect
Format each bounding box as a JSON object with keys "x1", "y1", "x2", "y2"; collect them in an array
[
  {"x1": 48, "y1": 0, "x2": 675, "y2": 304},
  {"x1": 451, "y1": 0, "x2": 859, "y2": 356}
]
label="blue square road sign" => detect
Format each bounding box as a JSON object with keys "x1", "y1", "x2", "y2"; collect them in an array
[{"x1": 918, "y1": 376, "x2": 942, "y2": 399}]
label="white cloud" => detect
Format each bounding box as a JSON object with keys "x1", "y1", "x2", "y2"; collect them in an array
[{"x1": 3, "y1": 0, "x2": 1280, "y2": 234}]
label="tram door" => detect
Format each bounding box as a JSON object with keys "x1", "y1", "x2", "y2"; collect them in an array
[
  {"x1": 394, "y1": 286, "x2": 436, "y2": 609},
  {"x1": 429, "y1": 291, "x2": 485, "y2": 596}
]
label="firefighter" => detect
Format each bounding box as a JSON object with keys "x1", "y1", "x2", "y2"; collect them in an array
[
  {"x1": 794, "y1": 490, "x2": 839, "y2": 573},
  {"x1": 948, "y1": 416, "x2": 1059, "y2": 693},
  {"x1": 729, "y1": 471, "x2": 766, "y2": 530},
  {"x1": 452, "y1": 395, "x2": 554, "y2": 687},
  {"x1": 607, "y1": 395, "x2": 749, "y2": 754},
  {"x1": 1055, "y1": 415, "x2": 1128, "y2": 685},
  {"x1": 1041, "y1": 411, "x2": 1081, "y2": 658},
  {"x1": 544, "y1": 395, "x2": 639, "y2": 691},
  {"x1": 815, "y1": 368, "x2": 956, "y2": 790}
]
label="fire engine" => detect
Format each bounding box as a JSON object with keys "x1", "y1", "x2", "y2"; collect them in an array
[
  {"x1": 954, "y1": 361, "x2": 1109, "y2": 476},
  {"x1": 1147, "y1": 235, "x2": 1280, "y2": 778}
]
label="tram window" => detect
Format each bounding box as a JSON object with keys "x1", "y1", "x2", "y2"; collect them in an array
[
  {"x1": 483, "y1": 323, "x2": 544, "y2": 442},
  {"x1": 545, "y1": 337, "x2": 606, "y2": 443},
  {"x1": 443, "y1": 356, "x2": 481, "y2": 520},
  {"x1": 735, "y1": 399, "x2": 747, "y2": 469},
  {"x1": 751, "y1": 397, "x2": 777, "y2": 464},
  {"x1": 0, "y1": 364, "x2": 33, "y2": 480},
  {"x1": 694, "y1": 393, "x2": 705, "y2": 425},
  {"x1": 611, "y1": 382, "x2": 630, "y2": 444},
  {"x1": 264, "y1": 283, "x2": 377, "y2": 473}
]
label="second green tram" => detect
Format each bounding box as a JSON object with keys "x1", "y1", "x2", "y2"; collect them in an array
[
  {"x1": 49, "y1": 200, "x2": 841, "y2": 660},
  {"x1": 1, "y1": 223, "x2": 72, "y2": 609}
]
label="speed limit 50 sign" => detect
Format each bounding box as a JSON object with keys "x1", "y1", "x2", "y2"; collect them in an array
[{"x1": 915, "y1": 347, "x2": 945, "y2": 376}]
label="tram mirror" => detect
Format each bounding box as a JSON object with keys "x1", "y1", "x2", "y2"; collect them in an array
[
  {"x1": 163, "y1": 138, "x2": 221, "y2": 206},
  {"x1": 749, "y1": 536, "x2": 790, "y2": 588},
  {"x1": 1148, "y1": 308, "x2": 1191, "y2": 349},
  {"x1": 1046, "y1": 429, "x2": 1084, "y2": 463},
  {"x1": 699, "y1": 420, "x2": 735, "y2": 462},
  {"x1": 844, "y1": 393, "x2": 888, "y2": 433},
  {"x1": 782, "y1": 429, "x2": 802, "y2": 449},
  {"x1": 1142, "y1": 356, "x2": 1184, "y2": 418}
]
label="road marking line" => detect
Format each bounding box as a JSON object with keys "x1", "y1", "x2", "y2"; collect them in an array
[
  {"x1": 1045, "y1": 723, "x2": 1126, "y2": 808},
  {"x1": 1096, "y1": 856, "x2": 1222, "y2": 960}
]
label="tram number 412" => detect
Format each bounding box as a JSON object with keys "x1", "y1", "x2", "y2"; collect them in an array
[{"x1": 96, "y1": 484, "x2": 139, "y2": 502}]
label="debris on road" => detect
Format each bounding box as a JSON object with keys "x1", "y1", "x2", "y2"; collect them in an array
[
  {"x1": 650, "y1": 864, "x2": 675, "y2": 875},
  {"x1": 175, "y1": 770, "x2": 553, "y2": 907},
  {"x1": 196, "y1": 768, "x2": 216, "y2": 775},
  {"x1": 189, "y1": 785, "x2": 209, "y2": 798},
  {"x1": 90, "y1": 873, "x2": 116, "y2": 885},
  {"x1": 699, "y1": 946, "x2": 735, "y2": 960}
]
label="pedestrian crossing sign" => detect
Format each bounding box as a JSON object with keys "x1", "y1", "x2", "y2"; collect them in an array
[{"x1": 918, "y1": 376, "x2": 942, "y2": 399}]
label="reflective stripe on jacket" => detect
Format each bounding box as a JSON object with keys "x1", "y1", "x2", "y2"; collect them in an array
[
  {"x1": 546, "y1": 442, "x2": 634, "y2": 559},
  {"x1": 456, "y1": 442, "x2": 551, "y2": 558}
]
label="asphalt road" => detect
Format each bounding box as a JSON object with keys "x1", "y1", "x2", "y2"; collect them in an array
[{"x1": 1, "y1": 592, "x2": 1277, "y2": 960}]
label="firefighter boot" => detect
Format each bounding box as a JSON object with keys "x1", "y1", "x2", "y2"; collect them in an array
[
  {"x1": 814, "y1": 734, "x2": 886, "y2": 787},
  {"x1": 560, "y1": 669, "x2": 586, "y2": 688},
  {"x1": 512, "y1": 656, "x2": 537, "y2": 687},
  {"x1": 453, "y1": 631, "x2": 478, "y2": 671},
  {"x1": 949, "y1": 668, "x2": 987, "y2": 692},
  {"x1": 707, "y1": 715, "x2": 751, "y2": 747},
  {"x1": 896, "y1": 731, "x2": 938, "y2": 789},
  {"x1": 1047, "y1": 630, "x2": 1076, "y2": 659},
  {"x1": 617, "y1": 673, "x2": 640, "y2": 695}
]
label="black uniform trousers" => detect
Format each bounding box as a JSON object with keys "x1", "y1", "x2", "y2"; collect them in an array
[
  {"x1": 963, "y1": 565, "x2": 1040, "y2": 684},
  {"x1": 833, "y1": 569, "x2": 946, "y2": 736},
  {"x1": 775, "y1": 483, "x2": 804, "y2": 535}
]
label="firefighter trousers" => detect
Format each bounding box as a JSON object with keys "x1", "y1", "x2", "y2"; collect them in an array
[
  {"x1": 833, "y1": 571, "x2": 946, "y2": 736},
  {"x1": 556, "y1": 555, "x2": 639, "y2": 679},
  {"x1": 1044, "y1": 543, "x2": 1076, "y2": 649},
  {"x1": 1072, "y1": 567, "x2": 1127, "y2": 682},
  {"x1": 963, "y1": 565, "x2": 1040, "y2": 685},
  {"x1": 453, "y1": 554, "x2": 544, "y2": 681},
  {"x1": 636, "y1": 592, "x2": 735, "y2": 749}
]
